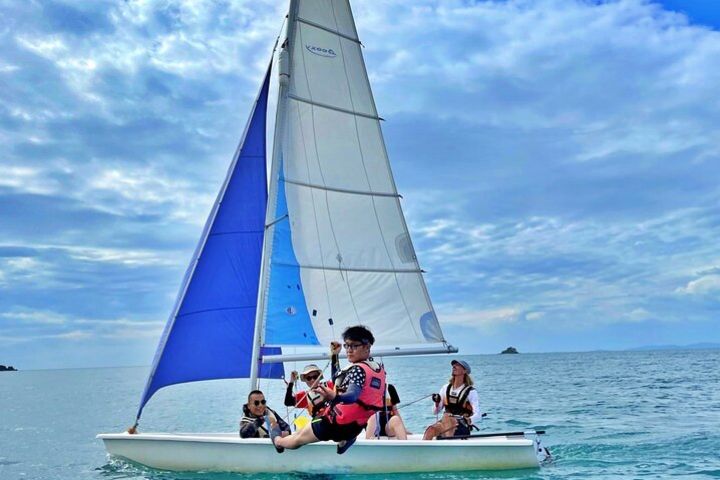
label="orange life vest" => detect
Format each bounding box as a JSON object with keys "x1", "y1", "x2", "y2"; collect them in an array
[{"x1": 330, "y1": 360, "x2": 386, "y2": 426}]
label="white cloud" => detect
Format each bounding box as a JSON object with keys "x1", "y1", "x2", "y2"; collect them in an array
[
  {"x1": 526, "y1": 311, "x2": 545, "y2": 322},
  {"x1": 626, "y1": 308, "x2": 652, "y2": 322},
  {"x1": 101, "y1": 325, "x2": 164, "y2": 339},
  {"x1": 0, "y1": 257, "x2": 44, "y2": 286},
  {"x1": 1, "y1": 310, "x2": 68, "y2": 325},
  {"x1": 74, "y1": 317, "x2": 165, "y2": 339},
  {"x1": 676, "y1": 275, "x2": 720, "y2": 296},
  {"x1": 0, "y1": 330, "x2": 93, "y2": 343},
  {"x1": 15, "y1": 36, "x2": 68, "y2": 56},
  {"x1": 64, "y1": 245, "x2": 180, "y2": 267},
  {"x1": 83, "y1": 164, "x2": 216, "y2": 224},
  {"x1": 0, "y1": 62, "x2": 19, "y2": 73},
  {"x1": 54, "y1": 330, "x2": 93, "y2": 341},
  {"x1": 0, "y1": 166, "x2": 58, "y2": 195},
  {"x1": 438, "y1": 306, "x2": 521, "y2": 328}
]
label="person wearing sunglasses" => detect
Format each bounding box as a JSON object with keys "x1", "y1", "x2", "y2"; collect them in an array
[
  {"x1": 271, "y1": 325, "x2": 386, "y2": 454},
  {"x1": 239, "y1": 390, "x2": 290, "y2": 439},
  {"x1": 283, "y1": 359, "x2": 338, "y2": 416}
]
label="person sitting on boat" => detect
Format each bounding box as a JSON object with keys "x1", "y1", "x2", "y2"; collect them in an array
[
  {"x1": 271, "y1": 325, "x2": 386, "y2": 454},
  {"x1": 284, "y1": 359, "x2": 338, "y2": 416},
  {"x1": 422, "y1": 359, "x2": 480, "y2": 440},
  {"x1": 239, "y1": 390, "x2": 290, "y2": 439},
  {"x1": 365, "y1": 383, "x2": 408, "y2": 440}
]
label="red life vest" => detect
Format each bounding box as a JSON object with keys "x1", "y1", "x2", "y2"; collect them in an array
[{"x1": 330, "y1": 361, "x2": 386, "y2": 426}]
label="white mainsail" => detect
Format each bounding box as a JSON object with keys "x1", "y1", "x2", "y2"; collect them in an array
[{"x1": 254, "y1": 0, "x2": 448, "y2": 370}]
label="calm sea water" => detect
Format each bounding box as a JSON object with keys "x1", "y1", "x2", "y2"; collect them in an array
[{"x1": 1, "y1": 350, "x2": 719, "y2": 480}]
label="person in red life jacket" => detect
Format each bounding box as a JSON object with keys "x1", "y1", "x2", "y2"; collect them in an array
[
  {"x1": 365, "y1": 383, "x2": 408, "y2": 440},
  {"x1": 422, "y1": 359, "x2": 481, "y2": 440},
  {"x1": 271, "y1": 325, "x2": 386, "y2": 454},
  {"x1": 283, "y1": 360, "x2": 337, "y2": 416}
]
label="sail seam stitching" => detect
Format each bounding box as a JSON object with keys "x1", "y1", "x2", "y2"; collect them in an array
[
  {"x1": 177, "y1": 305, "x2": 256, "y2": 318},
  {"x1": 274, "y1": 262, "x2": 422, "y2": 274},
  {"x1": 297, "y1": 17, "x2": 361, "y2": 44},
  {"x1": 283, "y1": 178, "x2": 400, "y2": 198},
  {"x1": 209, "y1": 230, "x2": 263, "y2": 236},
  {"x1": 288, "y1": 94, "x2": 383, "y2": 121}
]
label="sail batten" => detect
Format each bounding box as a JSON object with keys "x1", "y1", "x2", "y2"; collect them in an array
[
  {"x1": 297, "y1": 17, "x2": 361, "y2": 44},
  {"x1": 284, "y1": 178, "x2": 400, "y2": 198},
  {"x1": 288, "y1": 94, "x2": 382, "y2": 121},
  {"x1": 275, "y1": 263, "x2": 423, "y2": 274}
]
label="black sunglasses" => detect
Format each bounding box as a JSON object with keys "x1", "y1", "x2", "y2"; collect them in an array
[
  {"x1": 304, "y1": 374, "x2": 320, "y2": 381},
  {"x1": 252, "y1": 399, "x2": 267, "y2": 406}
]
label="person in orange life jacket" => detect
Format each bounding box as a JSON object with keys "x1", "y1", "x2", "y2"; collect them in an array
[
  {"x1": 365, "y1": 383, "x2": 408, "y2": 440},
  {"x1": 239, "y1": 390, "x2": 290, "y2": 439},
  {"x1": 284, "y1": 359, "x2": 338, "y2": 416},
  {"x1": 271, "y1": 325, "x2": 386, "y2": 454},
  {"x1": 422, "y1": 360, "x2": 480, "y2": 440}
]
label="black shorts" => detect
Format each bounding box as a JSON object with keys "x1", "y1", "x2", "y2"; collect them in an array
[
  {"x1": 377, "y1": 410, "x2": 395, "y2": 437},
  {"x1": 311, "y1": 415, "x2": 364, "y2": 442},
  {"x1": 453, "y1": 417, "x2": 471, "y2": 437}
]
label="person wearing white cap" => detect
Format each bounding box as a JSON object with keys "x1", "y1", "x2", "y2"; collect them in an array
[
  {"x1": 422, "y1": 359, "x2": 480, "y2": 440},
  {"x1": 284, "y1": 362, "x2": 336, "y2": 416}
]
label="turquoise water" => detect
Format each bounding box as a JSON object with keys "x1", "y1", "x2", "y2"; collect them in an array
[{"x1": 1, "y1": 349, "x2": 719, "y2": 479}]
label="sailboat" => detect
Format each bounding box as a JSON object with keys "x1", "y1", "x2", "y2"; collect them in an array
[{"x1": 98, "y1": 0, "x2": 544, "y2": 473}]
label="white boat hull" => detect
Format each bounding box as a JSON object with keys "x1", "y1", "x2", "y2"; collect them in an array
[{"x1": 98, "y1": 432, "x2": 540, "y2": 473}]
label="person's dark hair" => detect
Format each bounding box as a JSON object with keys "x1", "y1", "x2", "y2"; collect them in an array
[
  {"x1": 342, "y1": 325, "x2": 375, "y2": 345},
  {"x1": 247, "y1": 389, "x2": 264, "y2": 401}
]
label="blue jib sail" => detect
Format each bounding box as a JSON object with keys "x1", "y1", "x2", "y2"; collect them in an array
[{"x1": 136, "y1": 66, "x2": 282, "y2": 420}]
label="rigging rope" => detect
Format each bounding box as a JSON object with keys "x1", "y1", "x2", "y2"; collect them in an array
[{"x1": 279, "y1": 359, "x2": 332, "y2": 426}]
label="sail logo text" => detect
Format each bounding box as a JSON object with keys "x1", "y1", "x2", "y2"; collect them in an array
[{"x1": 306, "y1": 44, "x2": 336, "y2": 58}]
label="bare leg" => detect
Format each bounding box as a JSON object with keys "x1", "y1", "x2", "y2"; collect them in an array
[
  {"x1": 365, "y1": 414, "x2": 379, "y2": 439},
  {"x1": 422, "y1": 416, "x2": 457, "y2": 440},
  {"x1": 386, "y1": 416, "x2": 407, "y2": 440},
  {"x1": 273, "y1": 423, "x2": 320, "y2": 450}
]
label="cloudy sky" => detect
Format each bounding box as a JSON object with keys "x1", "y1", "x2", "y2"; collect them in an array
[{"x1": 1, "y1": 0, "x2": 718, "y2": 369}]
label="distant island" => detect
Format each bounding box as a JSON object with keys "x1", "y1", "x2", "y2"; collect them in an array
[
  {"x1": 0, "y1": 365, "x2": 17, "y2": 372},
  {"x1": 500, "y1": 347, "x2": 519, "y2": 354}
]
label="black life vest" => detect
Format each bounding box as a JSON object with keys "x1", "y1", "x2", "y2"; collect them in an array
[{"x1": 444, "y1": 384, "x2": 474, "y2": 416}]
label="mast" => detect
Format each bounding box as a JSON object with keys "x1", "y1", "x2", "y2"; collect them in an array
[{"x1": 249, "y1": 0, "x2": 298, "y2": 389}]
